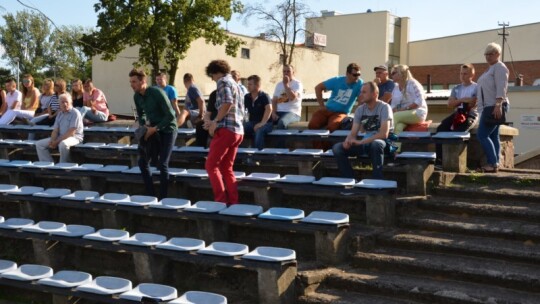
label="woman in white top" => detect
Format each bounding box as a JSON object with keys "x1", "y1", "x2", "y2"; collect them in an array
[
  {"x1": 389, "y1": 64, "x2": 428, "y2": 137},
  {"x1": 0, "y1": 74, "x2": 40, "y2": 125}
]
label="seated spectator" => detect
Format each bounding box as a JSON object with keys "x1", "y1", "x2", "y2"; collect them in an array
[
  {"x1": 333, "y1": 82, "x2": 393, "y2": 179},
  {"x1": 272, "y1": 64, "x2": 303, "y2": 129},
  {"x1": 231, "y1": 70, "x2": 248, "y2": 97},
  {"x1": 436, "y1": 64, "x2": 478, "y2": 164},
  {"x1": 177, "y1": 73, "x2": 205, "y2": 128},
  {"x1": 389, "y1": 64, "x2": 428, "y2": 145},
  {"x1": 0, "y1": 88, "x2": 5, "y2": 112},
  {"x1": 155, "y1": 72, "x2": 181, "y2": 120},
  {"x1": 78, "y1": 79, "x2": 109, "y2": 123},
  {"x1": 0, "y1": 74, "x2": 40, "y2": 125},
  {"x1": 0, "y1": 78, "x2": 23, "y2": 123},
  {"x1": 243, "y1": 75, "x2": 273, "y2": 150},
  {"x1": 71, "y1": 79, "x2": 84, "y2": 108},
  {"x1": 373, "y1": 65, "x2": 395, "y2": 103},
  {"x1": 310, "y1": 63, "x2": 364, "y2": 132},
  {"x1": 35, "y1": 93, "x2": 84, "y2": 163}
]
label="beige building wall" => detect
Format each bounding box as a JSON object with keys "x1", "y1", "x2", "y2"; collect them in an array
[
  {"x1": 409, "y1": 22, "x2": 540, "y2": 66},
  {"x1": 92, "y1": 33, "x2": 339, "y2": 115},
  {"x1": 506, "y1": 87, "x2": 540, "y2": 154},
  {"x1": 306, "y1": 11, "x2": 409, "y2": 81}
]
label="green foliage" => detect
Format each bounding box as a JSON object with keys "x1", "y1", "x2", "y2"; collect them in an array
[
  {"x1": 0, "y1": 10, "x2": 92, "y2": 81},
  {"x1": 82, "y1": 0, "x2": 244, "y2": 84}
]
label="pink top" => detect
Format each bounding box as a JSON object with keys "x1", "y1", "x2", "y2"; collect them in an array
[{"x1": 83, "y1": 88, "x2": 109, "y2": 117}]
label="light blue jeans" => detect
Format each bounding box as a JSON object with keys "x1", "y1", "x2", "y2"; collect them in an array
[
  {"x1": 275, "y1": 112, "x2": 300, "y2": 129},
  {"x1": 77, "y1": 106, "x2": 108, "y2": 122}
]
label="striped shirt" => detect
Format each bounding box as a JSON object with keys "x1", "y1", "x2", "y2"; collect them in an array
[
  {"x1": 215, "y1": 74, "x2": 244, "y2": 134},
  {"x1": 49, "y1": 94, "x2": 61, "y2": 112}
]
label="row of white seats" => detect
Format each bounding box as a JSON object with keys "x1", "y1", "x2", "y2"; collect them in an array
[
  {"x1": 0, "y1": 214, "x2": 296, "y2": 263},
  {"x1": 0, "y1": 124, "x2": 197, "y2": 135},
  {"x1": 0, "y1": 184, "x2": 349, "y2": 224},
  {"x1": 0, "y1": 259, "x2": 226, "y2": 303},
  {"x1": 0, "y1": 159, "x2": 399, "y2": 189}
]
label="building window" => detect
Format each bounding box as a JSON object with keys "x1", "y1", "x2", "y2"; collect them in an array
[{"x1": 241, "y1": 48, "x2": 250, "y2": 59}]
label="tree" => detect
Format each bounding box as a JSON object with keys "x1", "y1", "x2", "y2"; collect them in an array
[
  {"x1": 243, "y1": 0, "x2": 315, "y2": 66},
  {"x1": 82, "y1": 0, "x2": 244, "y2": 84},
  {"x1": 48, "y1": 25, "x2": 93, "y2": 80}
]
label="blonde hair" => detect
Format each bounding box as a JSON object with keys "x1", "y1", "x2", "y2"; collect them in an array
[
  {"x1": 485, "y1": 42, "x2": 502, "y2": 55},
  {"x1": 41, "y1": 79, "x2": 54, "y2": 95}
]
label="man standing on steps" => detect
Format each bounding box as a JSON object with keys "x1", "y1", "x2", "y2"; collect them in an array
[
  {"x1": 129, "y1": 68, "x2": 177, "y2": 199},
  {"x1": 333, "y1": 81, "x2": 393, "y2": 179}
]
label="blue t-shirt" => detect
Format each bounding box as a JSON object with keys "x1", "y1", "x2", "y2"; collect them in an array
[
  {"x1": 185, "y1": 84, "x2": 203, "y2": 110},
  {"x1": 323, "y1": 76, "x2": 364, "y2": 114},
  {"x1": 378, "y1": 80, "x2": 395, "y2": 99},
  {"x1": 157, "y1": 85, "x2": 178, "y2": 102},
  {"x1": 245, "y1": 91, "x2": 272, "y2": 123}
]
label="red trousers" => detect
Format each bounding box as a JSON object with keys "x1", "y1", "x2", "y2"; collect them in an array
[{"x1": 205, "y1": 128, "x2": 243, "y2": 204}]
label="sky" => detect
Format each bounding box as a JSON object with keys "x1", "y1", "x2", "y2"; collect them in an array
[{"x1": 1, "y1": 0, "x2": 540, "y2": 63}]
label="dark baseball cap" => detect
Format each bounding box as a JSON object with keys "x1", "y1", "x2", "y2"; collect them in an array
[{"x1": 373, "y1": 65, "x2": 388, "y2": 71}]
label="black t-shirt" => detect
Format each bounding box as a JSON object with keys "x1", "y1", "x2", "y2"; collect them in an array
[
  {"x1": 73, "y1": 95, "x2": 84, "y2": 108},
  {"x1": 207, "y1": 90, "x2": 217, "y2": 120},
  {"x1": 244, "y1": 91, "x2": 271, "y2": 123}
]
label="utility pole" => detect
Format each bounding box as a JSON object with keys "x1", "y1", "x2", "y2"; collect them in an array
[{"x1": 498, "y1": 22, "x2": 509, "y2": 62}]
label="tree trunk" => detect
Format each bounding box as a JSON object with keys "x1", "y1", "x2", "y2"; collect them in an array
[{"x1": 167, "y1": 58, "x2": 179, "y2": 85}]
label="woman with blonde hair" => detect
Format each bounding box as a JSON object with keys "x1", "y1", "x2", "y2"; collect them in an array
[
  {"x1": 0, "y1": 74, "x2": 40, "y2": 124},
  {"x1": 71, "y1": 79, "x2": 84, "y2": 108},
  {"x1": 28, "y1": 79, "x2": 55, "y2": 126},
  {"x1": 389, "y1": 64, "x2": 428, "y2": 136}
]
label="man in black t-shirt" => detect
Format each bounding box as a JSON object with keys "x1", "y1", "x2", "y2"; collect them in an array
[{"x1": 243, "y1": 75, "x2": 273, "y2": 150}]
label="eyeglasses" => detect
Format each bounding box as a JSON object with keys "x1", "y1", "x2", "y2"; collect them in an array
[
  {"x1": 350, "y1": 72, "x2": 361, "y2": 77},
  {"x1": 22, "y1": 79, "x2": 31, "y2": 84},
  {"x1": 484, "y1": 52, "x2": 496, "y2": 56}
]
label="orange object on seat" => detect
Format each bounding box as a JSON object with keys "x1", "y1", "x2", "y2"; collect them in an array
[{"x1": 404, "y1": 120, "x2": 432, "y2": 132}]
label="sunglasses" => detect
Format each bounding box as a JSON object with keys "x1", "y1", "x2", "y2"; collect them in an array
[{"x1": 350, "y1": 72, "x2": 361, "y2": 77}]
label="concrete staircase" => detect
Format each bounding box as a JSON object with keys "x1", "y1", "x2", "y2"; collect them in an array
[{"x1": 298, "y1": 172, "x2": 540, "y2": 303}]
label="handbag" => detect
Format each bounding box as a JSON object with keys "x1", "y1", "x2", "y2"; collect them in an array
[{"x1": 481, "y1": 88, "x2": 507, "y2": 125}]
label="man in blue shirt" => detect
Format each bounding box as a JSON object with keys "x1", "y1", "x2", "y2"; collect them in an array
[
  {"x1": 373, "y1": 65, "x2": 395, "y2": 103},
  {"x1": 244, "y1": 75, "x2": 273, "y2": 150},
  {"x1": 155, "y1": 72, "x2": 180, "y2": 120},
  {"x1": 178, "y1": 73, "x2": 205, "y2": 128},
  {"x1": 309, "y1": 63, "x2": 364, "y2": 133}
]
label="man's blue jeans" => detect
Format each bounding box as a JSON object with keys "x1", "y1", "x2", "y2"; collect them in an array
[
  {"x1": 332, "y1": 139, "x2": 386, "y2": 179},
  {"x1": 477, "y1": 113, "x2": 501, "y2": 166},
  {"x1": 139, "y1": 130, "x2": 177, "y2": 199},
  {"x1": 244, "y1": 121, "x2": 273, "y2": 150}
]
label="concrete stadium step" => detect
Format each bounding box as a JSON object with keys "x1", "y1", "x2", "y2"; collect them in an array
[
  {"x1": 306, "y1": 267, "x2": 540, "y2": 304},
  {"x1": 298, "y1": 288, "x2": 421, "y2": 304},
  {"x1": 399, "y1": 210, "x2": 540, "y2": 241},
  {"x1": 433, "y1": 184, "x2": 540, "y2": 204},
  {"x1": 377, "y1": 229, "x2": 540, "y2": 265},
  {"x1": 352, "y1": 248, "x2": 540, "y2": 292},
  {"x1": 415, "y1": 197, "x2": 540, "y2": 222}
]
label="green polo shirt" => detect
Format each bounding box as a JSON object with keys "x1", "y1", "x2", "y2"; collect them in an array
[{"x1": 134, "y1": 86, "x2": 177, "y2": 133}]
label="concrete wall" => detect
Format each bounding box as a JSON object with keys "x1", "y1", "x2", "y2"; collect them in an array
[
  {"x1": 306, "y1": 11, "x2": 408, "y2": 81},
  {"x1": 506, "y1": 86, "x2": 540, "y2": 155},
  {"x1": 92, "y1": 34, "x2": 339, "y2": 115}
]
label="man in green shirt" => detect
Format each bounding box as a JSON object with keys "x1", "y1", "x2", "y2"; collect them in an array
[{"x1": 129, "y1": 68, "x2": 177, "y2": 199}]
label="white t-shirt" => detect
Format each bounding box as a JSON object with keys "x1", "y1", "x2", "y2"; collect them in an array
[
  {"x1": 5, "y1": 90, "x2": 22, "y2": 110},
  {"x1": 273, "y1": 79, "x2": 303, "y2": 116},
  {"x1": 390, "y1": 79, "x2": 427, "y2": 120}
]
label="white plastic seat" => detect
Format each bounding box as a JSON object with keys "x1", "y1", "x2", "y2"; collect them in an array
[
  {"x1": 0, "y1": 159, "x2": 9, "y2": 164},
  {"x1": 6, "y1": 186, "x2": 45, "y2": 196},
  {"x1": 0, "y1": 260, "x2": 17, "y2": 274},
  {"x1": 22, "y1": 161, "x2": 54, "y2": 168},
  {"x1": 168, "y1": 168, "x2": 188, "y2": 176},
  {"x1": 181, "y1": 169, "x2": 208, "y2": 177},
  {"x1": 312, "y1": 177, "x2": 356, "y2": 187},
  {"x1": 156, "y1": 238, "x2": 205, "y2": 252},
  {"x1": 103, "y1": 143, "x2": 130, "y2": 149},
  {"x1": 33, "y1": 188, "x2": 71, "y2": 198},
  {"x1": 218, "y1": 204, "x2": 263, "y2": 217},
  {"x1": 287, "y1": 149, "x2": 324, "y2": 156},
  {"x1": 1, "y1": 264, "x2": 53, "y2": 281},
  {"x1": 94, "y1": 165, "x2": 130, "y2": 172},
  {"x1": 151, "y1": 198, "x2": 191, "y2": 210},
  {"x1": 396, "y1": 152, "x2": 436, "y2": 159},
  {"x1": 178, "y1": 146, "x2": 209, "y2": 153},
  {"x1": 0, "y1": 218, "x2": 34, "y2": 230},
  {"x1": 432, "y1": 131, "x2": 470, "y2": 139},
  {"x1": 198, "y1": 242, "x2": 249, "y2": 257},
  {"x1": 234, "y1": 171, "x2": 246, "y2": 178},
  {"x1": 236, "y1": 147, "x2": 257, "y2": 154},
  {"x1": 119, "y1": 233, "x2": 166, "y2": 247},
  {"x1": 0, "y1": 184, "x2": 18, "y2": 192},
  {"x1": 301, "y1": 211, "x2": 350, "y2": 225},
  {"x1": 2, "y1": 138, "x2": 22, "y2": 144},
  {"x1": 177, "y1": 128, "x2": 196, "y2": 135},
  {"x1": 3, "y1": 160, "x2": 32, "y2": 167},
  {"x1": 0, "y1": 216, "x2": 3, "y2": 223},
  {"x1": 80, "y1": 142, "x2": 107, "y2": 148},
  {"x1": 170, "y1": 291, "x2": 228, "y2": 304},
  {"x1": 185, "y1": 201, "x2": 227, "y2": 213},
  {"x1": 106, "y1": 126, "x2": 130, "y2": 132},
  {"x1": 299, "y1": 129, "x2": 330, "y2": 136},
  {"x1": 329, "y1": 130, "x2": 351, "y2": 137},
  {"x1": 254, "y1": 148, "x2": 289, "y2": 155},
  {"x1": 51, "y1": 224, "x2": 95, "y2": 238},
  {"x1": 22, "y1": 221, "x2": 66, "y2": 234},
  {"x1": 50, "y1": 162, "x2": 80, "y2": 170},
  {"x1": 72, "y1": 163, "x2": 104, "y2": 171},
  {"x1": 91, "y1": 193, "x2": 131, "y2": 205},
  {"x1": 62, "y1": 190, "x2": 100, "y2": 201},
  {"x1": 398, "y1": 131, "x2": 432, "y2": 138},
  {"x1": 242, "y1": 172, "x2": 281, "y2": 181},
  {"x1": 277, "y1": 175, "x2": 316, "y2": 184},
  {"x1": 354, "y1": 179, "x2": 397, "y2": 189},
  {"x1": 76, "y1": 276, "x2": 133, "y2": 295},
  {"x1": 119, "y1": 283, "x2": 178, "y2": 301},
  {"x1": 119, "y1": 195, "x2": 158, "y2": 207},
  {"x1": 83, "y1": 228, "x2": 130, "y2": 242},
  {"x1": 258, "y1": 207, "x2": 305, "y2": 221},
  {"x1": 322, "y1": 150, "x2": 334, "y2": 157},
  {"x1": 268, "y1": 129, "x2": 299, "y2": 136},
  {"x1": 38, "y1": 270, "x2": 92, "y2": 288},
  {"x1": 242, "y1": 246, "x2": 296, "y2": 262}
]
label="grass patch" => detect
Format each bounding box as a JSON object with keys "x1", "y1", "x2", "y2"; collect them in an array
[{"x1": 512, "y1": 178, "x2": 537, "y2": 187}]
